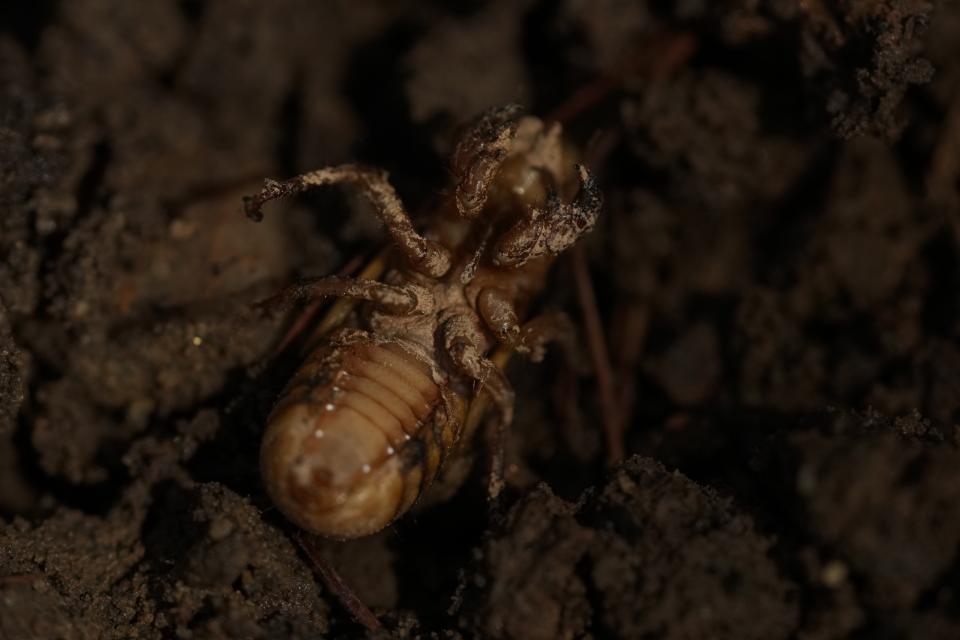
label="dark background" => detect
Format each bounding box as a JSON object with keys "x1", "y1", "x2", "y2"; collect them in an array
[{"x1": 2, "y1": 1, "x2": 959, "y2": 638}]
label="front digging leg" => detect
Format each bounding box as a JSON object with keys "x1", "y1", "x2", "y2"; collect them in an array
[
  {"x1": 493, "y1": 164, "x2": 602, "y2": 267},
  {"x1": 451, "y1": 103, "x2": 524, "y2": 219}
]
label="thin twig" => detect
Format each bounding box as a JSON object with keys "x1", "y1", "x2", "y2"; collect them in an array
[
  {"x1": 570, "y1": 244, "x2": 624, "y2": 464},
  {"x1": 270, "y1": 248, "x2": 387, "y2": 357},
  {"x1": 295, "y1": 531, "x2": 383, "y2": 632},
  {"x1": 545, "y1": 32, "x2": 697, "y2": 126}
]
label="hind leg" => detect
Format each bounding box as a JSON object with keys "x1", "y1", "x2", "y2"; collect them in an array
[
  {"x1": 243, "y1": 164, "x2": 451, "y2": 278},
  {"x1": 441, "y1": 311, "x2": 515, "y2": 502}
]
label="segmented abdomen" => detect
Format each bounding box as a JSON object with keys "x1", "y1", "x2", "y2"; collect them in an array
[{"x1": 260, "y1": 337, "x2": 463, "y2": 539}]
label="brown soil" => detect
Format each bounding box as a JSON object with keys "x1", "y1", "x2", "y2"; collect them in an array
[{"x1": 2, "y1": 1, "x2": 960, "y2": 638}]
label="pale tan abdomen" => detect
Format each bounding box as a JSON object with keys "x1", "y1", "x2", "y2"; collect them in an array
[{"x1": 260, "y1": 338, "x2": 463, "y2": 539}]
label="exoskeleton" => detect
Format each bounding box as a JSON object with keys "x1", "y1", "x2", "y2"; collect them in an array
[{"x1": 244, "y1": 105, "x2": 601, "y2": 539}]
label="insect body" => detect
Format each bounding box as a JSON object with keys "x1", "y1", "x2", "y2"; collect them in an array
[{"x1": 245, "y1": 105, "x2": 601, "y2": 539}]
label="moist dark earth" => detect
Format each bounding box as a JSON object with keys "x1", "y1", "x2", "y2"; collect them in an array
[{"x1": 2, "y1": 1, "x2": 960, "y2": 638}]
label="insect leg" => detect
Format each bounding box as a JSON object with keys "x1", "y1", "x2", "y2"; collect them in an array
[
  {"x1": 476, "y1": 288, "x2": 522, "y2": 346},
  {"x1": 519, "y1": 311, "x2": 579, "y2": 364},
  {"x1": 451, "y1": 103, "x2": 524, "y2": 218},
  {"x1": 442, "y1": 313, "x2": 515, "y2": 502},
  {"x1": 493, "y1": 164, "x2": 602, "y2": 267},
  {"x1": 477, "y1": 289, "x2": 579, "y2": 363},
  {"x1": 442, "y1": 314, "x2": 515, "y2": 425},
  {"x1": 257, "y1": 275, "x2": 421, "y2": 315},
  {"x1": 243, "y1": 164, "x2": 451, "y2": 278}
]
